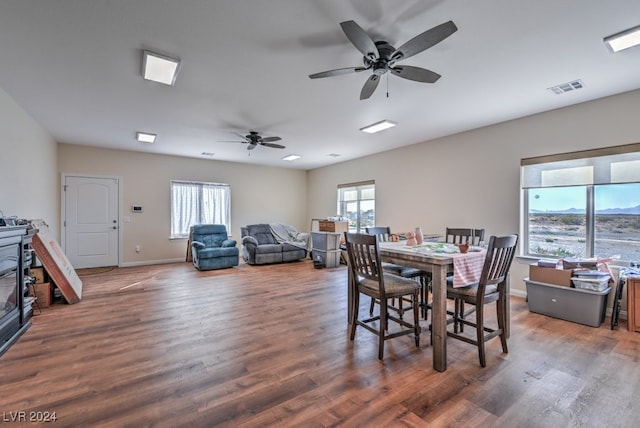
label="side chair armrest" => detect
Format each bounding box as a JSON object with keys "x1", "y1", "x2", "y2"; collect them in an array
[{"x1": 192, "y1": 241, "x2": 205, "y2": 250}]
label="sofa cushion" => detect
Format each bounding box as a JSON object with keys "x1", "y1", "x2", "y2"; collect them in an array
[
  {"x1": 246, "y1": 224, "x2": 277, "y2": 245},
  {"x1": 198, "y1": 247, "x2": 239, "y2": 259},
  {"x1": 254, "y1": 244, "x2": 282, "y2": 254}
]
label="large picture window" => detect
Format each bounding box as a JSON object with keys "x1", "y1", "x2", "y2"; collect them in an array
[
  {"x1": 338, "y1": 181, "x2": 375, "y2": 233},
  {"x1": 521, "y1": 144, "x2": 640, "y2": 262},
  {"x1": 171, "y1": 181, "x2": 231, "y2": 238}
]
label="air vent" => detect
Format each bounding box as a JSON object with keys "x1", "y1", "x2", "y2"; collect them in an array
[
  {"x1": 548, "y1": 79, "x2": 584, "y2": 95},
  {"x1": 201, "y1": 152, "x2": 214, "y2": 157},
  {"x1": 328, "y1": 153, "x2": 341, "y2": 157}
]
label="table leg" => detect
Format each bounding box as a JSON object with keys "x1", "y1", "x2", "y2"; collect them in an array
[
  {"x1": 347, "y1": 266, "x2": 353, "y2": 324},
  {"x1": 505, "y1": 274, "x2": 510, "y2": 338},
  {"x1": 431, "y1": 264, "x2": 448, "y2": 372}
]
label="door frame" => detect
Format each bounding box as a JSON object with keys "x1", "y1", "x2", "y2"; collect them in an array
[{"x1": 60, "y1": 173, "x2": 123, "y2": 267}]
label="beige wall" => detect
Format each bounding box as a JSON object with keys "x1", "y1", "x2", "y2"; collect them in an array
[
  {"x1": 0, "y1": 88, "x2": 58, "y2": 234},
  {"x1": 308, "y1": 89, "x2": 640, "y2": 296},
  {"x1": 58, "y1": 144, "x2": 307, "y2": 265},
  {"x1": 3, "y1": 80, "x2": 640, "y2": 297}
]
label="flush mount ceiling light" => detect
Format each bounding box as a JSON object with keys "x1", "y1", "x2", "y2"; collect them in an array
[
  {"x1": 604, "y1": 25, "x2": 640, "y2": 53},
  {"x1": 142, "y1": 50, "x2": 181, "y2": 85},
  {"x1": 136, "y1": 131, "x2": 157, "y2": 143},
  {"x1": 360, "y1": 120, "x2": 397, "y2": 134},
  {"x1": 282, "y1": 154, "x2": 302, "y2": 161}
]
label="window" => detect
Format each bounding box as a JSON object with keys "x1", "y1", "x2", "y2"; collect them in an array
[
  {"x1": 337, "y1": 181, "x2": 375, "y2": 233},
  {"x1": 521, "y1": 144, "x2": 640, "y2": 262},
  {"x1": 171, "y1": 181, "x2": 230, "y2": 238}
]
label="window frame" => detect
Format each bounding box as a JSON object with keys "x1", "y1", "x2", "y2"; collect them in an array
[
  {"x1": 521, "y1": 143, "x2": 640, "y2": 261},
  {"x1": 337, "y1": 181, "x2": 375, "y2": 233},
  {"x1": 170, "y1": 180, "x2": 231, "y2": 239}
]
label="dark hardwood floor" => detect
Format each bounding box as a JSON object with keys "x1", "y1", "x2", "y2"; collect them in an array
[{"x1": 2, "y1": 260, "x2": 639, "y2": 427}]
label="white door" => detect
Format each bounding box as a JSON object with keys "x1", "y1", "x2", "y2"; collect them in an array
[{"x1": 63, "y1": 175, "x2": 119, "y2": 268}]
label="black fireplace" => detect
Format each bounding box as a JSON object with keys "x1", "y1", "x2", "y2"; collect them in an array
[{"x1": 0, "y1": 225, "x2": 30, "y2": 357}]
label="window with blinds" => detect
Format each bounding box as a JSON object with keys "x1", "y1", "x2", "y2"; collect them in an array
[{"x1": 521, "y1": 143, "x2": 640, "y2": 262}]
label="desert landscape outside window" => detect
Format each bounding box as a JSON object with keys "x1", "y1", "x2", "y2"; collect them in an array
[{"x1": 526, "y1": 184, "x2": 640, "y2": 262}]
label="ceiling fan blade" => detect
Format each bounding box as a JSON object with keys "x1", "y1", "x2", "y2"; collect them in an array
[
  {"x1": 340, "y1": 20, "x2": 378, "y2": 59},
  {"x1": 217, "y1": 140, "x2": 246, "y2": 143},
  {"x1": 360, "y1": 75, "x2": 380, "y2": 100},
  {"x1": 393, "y1": 20, "x2": 457, "y2": 61},
  {"x1": 390, "y1": 65, "x2": 441, "y2": 83},
  {"x1": 309, "y1": 66, "x2": 367, "y2": 79},
  {"x1": 260, "y1": 136, "x2": 282, "y2": 143},
  {"x1": 247, "y1": 143, "x2": 257, "y2": 150},
  {"x1": 261, "y1": 142, "x2": 286, "y2": 149}
]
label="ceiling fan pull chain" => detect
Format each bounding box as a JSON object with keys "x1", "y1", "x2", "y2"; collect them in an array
[{"x1": 386, "y1": 73, "x2": 389, "y2": 98}]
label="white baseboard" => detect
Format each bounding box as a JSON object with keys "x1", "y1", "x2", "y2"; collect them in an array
[{"x1": 119, "y1": 258, "x2": 185, "y2": 267}]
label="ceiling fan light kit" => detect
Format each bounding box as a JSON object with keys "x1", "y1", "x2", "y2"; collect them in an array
[
  {"x1": 309, "y1": 19, "x2": 457, "y2": 99},
  {"x1": 218, "y1": 131, "x2": 286, "y2": 151}
]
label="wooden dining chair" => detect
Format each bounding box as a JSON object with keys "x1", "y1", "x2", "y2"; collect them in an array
[
  {"x1": 365, "y1": 227, "x2": 428, "y2": 319},
  {"x1": 443, "y1": 227, "x2": 486, "y2": 331},
  {"x1": 422, "y1": 227, "x2": 487, "y2": 323},
  {"x1": 344, "y1": 232, "x2": 421, "y2": 360},
  {"x1": 444, "y1": 234, "x2": 518, "y2": 367}
]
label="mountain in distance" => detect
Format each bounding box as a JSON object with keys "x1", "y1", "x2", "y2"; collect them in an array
[{"x1": 531, "y1": 204, "x2": 640, "y2": 214}]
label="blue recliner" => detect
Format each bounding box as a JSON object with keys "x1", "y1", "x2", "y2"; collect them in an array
[{"x1": 191, "y1": 224, "x2": 239, "y2": 270}]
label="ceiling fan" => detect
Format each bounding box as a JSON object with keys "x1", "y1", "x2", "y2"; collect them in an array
[
  {"x1": 309, "y1": 20, "x2": 457, "y2": 100},
  {"x1": 218, "y1": 131, "x2": 285, "y2": 151}
]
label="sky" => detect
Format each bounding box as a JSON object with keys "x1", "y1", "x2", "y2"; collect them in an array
[{"x1": 529, "y1": 183, "x2": 640, "y2": 211}]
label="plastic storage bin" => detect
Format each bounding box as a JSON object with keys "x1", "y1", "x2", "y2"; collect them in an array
[
  {"x1": 571, "y1": 277, "x2": 610, "y2": 291},
  {"x1": 314, "y1": 249, "x2": 341, "y2": 268},
  {"x1": 311, "y1": 232, "x2": 341, "y2": 251},
  {"x1": 524, "y1": 278, "x2": 610, "y2": 327}
]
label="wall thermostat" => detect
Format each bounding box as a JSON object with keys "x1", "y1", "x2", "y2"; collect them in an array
[{"x1": 131, "y1": 205, "x2": 144, "y2": 213}]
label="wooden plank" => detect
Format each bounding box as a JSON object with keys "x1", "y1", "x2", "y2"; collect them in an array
[{"x1": 31, "y1": 220, "x2": 82, "y2": 304}]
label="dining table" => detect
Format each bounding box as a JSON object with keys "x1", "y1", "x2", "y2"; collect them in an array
[{"x1": 346, "y1": 241, "x2": 505, "y2": 372}]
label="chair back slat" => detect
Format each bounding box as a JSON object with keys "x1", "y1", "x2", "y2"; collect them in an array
[
  {"x1": 344, "y1": 232, "x2": 383, "y2": 285},
  {"x1": 445, "y1": 227, "x2": 485, "y2": 245},
  {"x1": 478, "y1": 235, "x2": 518, "y2": 292},
  {"x1": 365, "y1": 226, "x2": 392, "y2": 243}
]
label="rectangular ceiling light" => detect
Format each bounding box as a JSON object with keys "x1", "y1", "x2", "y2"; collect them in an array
[
  {"x1": 142, "y1": 50, "x2": 181, "y2": 85},
  {"x1": 604, "y1": 25, "x2": 640, "y2": 53},
  {"x1": 282, "y1": 154, "x2": 301, "y2": 161},
  {"x1": 136, "y1": 131, "x2": 157, "y2": 143},
  {"x1": 360, "y1": 120, "x2": 397, "y2": 134}
]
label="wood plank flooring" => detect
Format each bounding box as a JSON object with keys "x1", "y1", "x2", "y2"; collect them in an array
[{"x1": 1, "y1": 260, "x2": 639, "y2": 427}]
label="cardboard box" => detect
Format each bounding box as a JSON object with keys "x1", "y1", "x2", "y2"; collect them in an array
[
  {"x1": 529, "y1": 265, "x2": 573, "y2": 287},
  {"x1": 29, "y1": 282, "x2": 52, "y2": 308},
  {"x1": 30, "y1": 267, "x2": 46, "y2": 284}
]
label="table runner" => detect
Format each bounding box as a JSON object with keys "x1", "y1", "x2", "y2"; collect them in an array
[
  {"x1": 449, "y1": 250, "x2": 486, "y2": 287},
  {"x1": 389, "y1": 242, "x2": 486, "y2": 287}
]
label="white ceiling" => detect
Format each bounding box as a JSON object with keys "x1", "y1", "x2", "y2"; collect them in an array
[{"x1": 1, "y1": 0, "x2": 640, "y2": 170}]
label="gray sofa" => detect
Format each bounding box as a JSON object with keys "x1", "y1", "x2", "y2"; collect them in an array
[{"x1": 240, "y1": 223, "x2": 309, "y2": 265}]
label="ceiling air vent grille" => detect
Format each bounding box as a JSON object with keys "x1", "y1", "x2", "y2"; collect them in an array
[{"x1": 548, "y1": 79, "x2": 584, "y2": 95}]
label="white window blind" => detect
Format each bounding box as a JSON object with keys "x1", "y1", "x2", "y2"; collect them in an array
[
  {"x1": 171, "y1": 181, "x2": 231, "y2": 238},
  {"x1": 521, "y1": 143, "x2": 640, "y2": 188}
]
